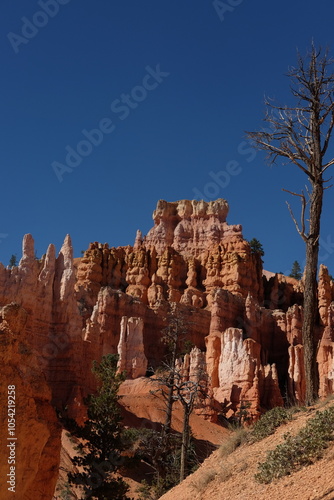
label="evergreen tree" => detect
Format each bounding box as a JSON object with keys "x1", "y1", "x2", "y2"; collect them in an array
[
  {"x1": 249, "y1": 238, "x2": 264, "y2": 257},
  {"x1": 68, "y1": 354, "x2": 130, "y2": 500},
  {"x1": 135, "y1": 429, "x2": 182, "y2": 498},
  {"x1": 289, "y1": 260, "x2": 302, "y2": 280},
  {"x1": 9, "y1": 254, "x2": 17, "y2": 267}
]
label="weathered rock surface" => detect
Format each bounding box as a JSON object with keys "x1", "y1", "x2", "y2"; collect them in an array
[
  {"x1": 0, "y1": 303, "x2": 61, "y2": 500},
  {"x1": 209, "y1": 327, "x2": 283, "y2": 419},
  {"x1": 117, "y1": 316, "x2": 148, "y2": 378},
  {"x1": 76, "y1": 199, "x2": 264, "y2": 304},
  {"x1": 1, "y1": 198, "x2": 334, "y2": 497}
]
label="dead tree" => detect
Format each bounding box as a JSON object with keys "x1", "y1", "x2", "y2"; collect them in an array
[
  {"x1": 173, "y1": 370, "x2": 206, "y2": 483},
  {"x1": 159, "y1": 304, "x2": 192, "y2": 433},
  {"x1": 247, "y1": 44, "x2": 334, "y2": 405},
  {"x1": 151, "y1": 361, "x2": 206, "y2": 485}
]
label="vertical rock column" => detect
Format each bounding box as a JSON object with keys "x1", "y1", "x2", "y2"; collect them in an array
[{"x1": 117, "y1": 316, "x2": 148, "y2": 378}]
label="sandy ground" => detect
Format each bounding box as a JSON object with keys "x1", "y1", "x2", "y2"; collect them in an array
[
  {"x1": 118, "y1": 377, "x2": 229, "y2": 446},
  {"x1": 54, "y1": 378, "x2": 334, "y2": 500},
  {"x1": 160, "y1": 401, "x2": 334, "y2": 500}
]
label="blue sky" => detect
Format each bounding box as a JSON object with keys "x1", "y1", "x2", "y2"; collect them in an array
[{"x1": 1, "y1": 0, "x2": 334, "y2": 275}]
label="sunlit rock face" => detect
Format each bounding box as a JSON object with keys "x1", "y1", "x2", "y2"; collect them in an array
[
  {"x1": 117, "y1": 316, "x2": 147, "y2": 378},
  {"x1": 206, "y1": 326, "x2": 283, "y2": 419},
  {"x1": 0, "y1": 302, "x2": 61, "y2": 499},
  {"x1": 1, "y1": 199, "x2": 334, "y2": 497}
]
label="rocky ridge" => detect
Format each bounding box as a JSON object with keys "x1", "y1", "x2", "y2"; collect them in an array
[{"x1": 1, "y1": 198, "x2": 334, "y2": 498}]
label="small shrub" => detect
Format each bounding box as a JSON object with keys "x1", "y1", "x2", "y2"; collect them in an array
[
  {"x1": 249, "y1": 238, "x2": 264, "y2": 257},
  {"x1": 219, "y1": 427, "x2": 249, "y2": 457},
  {"x1": 250, "y1": 406, "x2": 292, "y2": 442},
  {"x1": 288, "y1": 404, "x2": 308, "y2": 414},
  {"x1": 255, "y1": 405, "x2": 334, "y2": 484},
  {"x1": 217, "y1": 465, "x2": 232, "y2": 483},
  {"x1": 235, "y1": 399, "x2": 252, "y2": 425},
  {"x1": 9, "y1": 254, "x2": 17, "y2": 268},
  {"x1": 59, "y1": 481, "x2": 74, "y2": 499},
  {"x1": 191, "y1": 469, "x2": 217, "y2": 492},
  {"x1": 137, "y1": 480, "x2": 154, "y2": 500},
  {"x1": 317, "y1": 394, "x2": 334, "y2": 408}
]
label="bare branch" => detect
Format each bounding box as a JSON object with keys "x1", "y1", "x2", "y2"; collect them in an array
[
  {"x1": 321, "y1": 112, "x2": 334, "y2": 157},
  {"x1": 282, "y1": 189, "x2": 308, "y2": 242},
  {"x1": 249, "y1": 132, "x2": 315, "y2": 180},
  {"x1": 321, "y1": 157, "x2": 334, "y2": 173},
  {"x1": 247, "y1": 45, "x2": 334, "y2": 192}
]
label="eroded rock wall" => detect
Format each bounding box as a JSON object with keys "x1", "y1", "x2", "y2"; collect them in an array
[
  {"x1": 1, "y1": 198, "x2": 334, "y2": 496},
  {"x1": 0, "y1": 303, "x2": 61, "y2": 500}
]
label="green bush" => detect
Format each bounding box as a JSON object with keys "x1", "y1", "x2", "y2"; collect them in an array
[
  {"x1": 255, "y1": 406, "x2": 334, "y2": 484},
  {"x1": 250, "y1": 406, "x2": 292, "y2": 442}
]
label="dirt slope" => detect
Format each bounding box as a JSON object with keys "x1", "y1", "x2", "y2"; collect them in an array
[
  {"x1": 54, "y1": 377, "x2": 228, "y2": 499},
  {"x1": 118, "y1": 377, "x2": 228, "y2": 446},
  {"x1": 54, "y1": 379, "x2": 334, "y2": 499},
  {"x1": 160, "y1": 401, "x2": 334, "y2": 500},
  {"x1": 118, "y1": 377, "x2": 229, "y2": 498}
]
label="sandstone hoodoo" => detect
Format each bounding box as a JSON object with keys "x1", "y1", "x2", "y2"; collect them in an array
[{"x1": 1, "y1": 198, "x2": 334, "y2": 498}]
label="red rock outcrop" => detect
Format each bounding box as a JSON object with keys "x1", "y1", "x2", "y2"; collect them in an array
[
  {"x1": 208, "y1": 327, "x2": 283, "y2": 419},
  {"x1": 117, "y1": 316, "x2": 148, "y2": 378},
  {"x1": 145, "y1": 199, "x2": 230, "y2": 255},
  {"x1": 0, "y1": 302, "x2": 61, "y2": 500},
  {"x1": 2, "y1": 198, "x2": 334, "y2": 498},
  {"x1": 318, "y1": 264, "x2": 333, "y2": 326},
  {"x1": 317, "y1": 302, "x2": 334, "y2": 398},
  {"x1": 0, "y1": 235, "x2": 84, "y2": 414},
  {"x1": 76, "y1": 199, "x2": 263, "y2": 305},
  {"x1": 0, "y1": 235, "x2": 83, "y2": 499}
]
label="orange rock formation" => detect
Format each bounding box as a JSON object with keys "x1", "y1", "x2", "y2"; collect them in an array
[{"x1": 1, "y1": 198, "x2": 334, "y2": 498}]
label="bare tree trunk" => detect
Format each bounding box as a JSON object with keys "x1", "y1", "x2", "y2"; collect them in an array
[
  {"x1": 162, "y1": 305, "x2": 187, "y2": 434},
  {"x1": 180, "y1": 407, "x2": 190, "y2": 483},
  {"x1": 165, "y1": 382, "x2": 174, "y2": 433},
  {"x1": 164, "y1": 339, "x2": 178, "y2": 433},
  {"x1": 303, "y1": 181, "x2": 323, "y2": 404},
  {"x1": 246, "y1": 45, "x2": 334, "y2": 406}
]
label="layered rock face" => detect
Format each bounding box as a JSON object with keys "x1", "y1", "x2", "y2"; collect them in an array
[
  {"x1": 76, "y1": 199, "x2": 263, "y2": 306},
  {"x1": 0, "y1": 302, "x2": 61, "y2": 499},
  {"x1": 0, "y1": 235, "x2": 84, "y2": 419},
  {"x1": 1, "y1": 198, "x2": 334, "y2": 497},
  {"x1": 0, "y1": 235, "x2": 83, "y2": 500},
  {"x1": 117, "y1": 316, "x2": 148, "y2": 378},
  {"x1": 317, "y1": 266, "x2": 334, "y2": 398},
  {"x1": 214, "y1": 327, "x2": 283, "y2": 418}
]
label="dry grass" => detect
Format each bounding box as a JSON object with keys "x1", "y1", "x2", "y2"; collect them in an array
[
  {"x1": 317, "y1": 394, "x2": 334, "y2": 409},
  {"x1": 218, "y1": 427, "x2": 249, "y2": 458},
  {"x1": 236, "y1": 461, "x2": 249, "y2": 473},
  {"x1": 190, "y1": 468, "x2": 217, "y2": 492},
  {"x1": 217, "y1": 465, "x2": 233, "y2": 483}
]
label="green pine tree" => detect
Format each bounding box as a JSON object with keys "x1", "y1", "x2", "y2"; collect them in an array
[
  {"x1": 68, "y1": 354, "x2": 130, "y2": 500},
  {"x1": 9, "y1": 254, "x2": 17, "y2": 268},
  {"x1": 289, "y1": 260, "x2": 302, "y2": 280},
  {"x1": 249, "y1": 238, "x2": 264, "y2": 257}
]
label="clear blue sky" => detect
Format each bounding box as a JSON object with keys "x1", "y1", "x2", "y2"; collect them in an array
[{"x1": 1, "y1": 0, "x2": 334, "y2": 275}]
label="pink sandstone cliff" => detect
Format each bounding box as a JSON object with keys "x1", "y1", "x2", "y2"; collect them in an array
[{"x1": 1, "y1": 198, "x2": 334, "y2": 498}]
